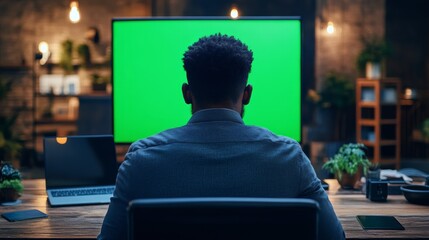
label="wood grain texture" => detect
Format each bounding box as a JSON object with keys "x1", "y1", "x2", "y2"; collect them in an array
[{"x1": 0, "y1": 179, "x2": 428, "y2": 239}]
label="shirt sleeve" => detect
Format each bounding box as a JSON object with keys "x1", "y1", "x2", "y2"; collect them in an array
[
  {"x1": 297, "y1": 151, "x2": 345, "y2": 240},
  {"x1": 97, "y1": 151, "x2": 136, "y2": 240}
]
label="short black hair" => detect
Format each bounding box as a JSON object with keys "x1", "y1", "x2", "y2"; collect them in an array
[{"x1": 183, "y1": 34, "x2": 254, "y2": 104}]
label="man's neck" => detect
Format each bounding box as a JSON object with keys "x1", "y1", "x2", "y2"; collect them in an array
[{"x1": 192, "y1": 102, "x2": 243, "y2": 116}]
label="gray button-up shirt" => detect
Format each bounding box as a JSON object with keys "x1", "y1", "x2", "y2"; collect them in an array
[{"x1": 98, "y1": 108, "x2": 344, "y2": 240}]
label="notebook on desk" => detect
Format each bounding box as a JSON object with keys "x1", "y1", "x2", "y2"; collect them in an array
[{"x1": 43, "y1": 135, "x2": 119, "y2": 207}]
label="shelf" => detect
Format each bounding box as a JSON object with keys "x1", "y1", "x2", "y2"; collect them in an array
[
  {"x1": 356, "y1": 78, "x2": 401, "y2": 168},
  {"x1": 361, "y1": 140, "x2": 398, "y2": 147},
  {"x1": 359, "y1": 102, "x2": 376, "y2": 107},
  {"x1": 35, "y1": 92, "x2": 109, "y2": 98},
  {"x1": 359, "y1": 101, "x2": 399, "y2": 107},
  {"x1": 41, "y1": 62, "x2": 111, "y2": 73},
  {"x1": 357, "y1": 78, "x2": 401, "y2": 84},
  {"x1": 33, "y1": 59, "x2": 111, "y2": 156},
  {"x1": 35, "y1": 119, "x2": 77, "y2": 124},
  {"x1": 359, "y1": 119, "x2": 397, "y2": 125},
  {"x1": 0, "y1": 66, "x2": 31, "y2": 72}
]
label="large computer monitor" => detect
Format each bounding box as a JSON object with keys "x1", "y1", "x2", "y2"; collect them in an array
[{"x1": 112, "y1": 17, "x2": 301, "y2": 144}]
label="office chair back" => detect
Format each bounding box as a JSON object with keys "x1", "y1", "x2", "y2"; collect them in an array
[{"x1": 128, "y1": 197, "x2": 319, "y2": 240}]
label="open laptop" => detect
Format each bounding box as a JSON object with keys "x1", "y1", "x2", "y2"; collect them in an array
[{"x1": 43, "y1": 135, "x2": 119, "y2": 207}]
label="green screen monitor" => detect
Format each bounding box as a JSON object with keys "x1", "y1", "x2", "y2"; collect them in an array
[{"x1": 112, "y1": 17, "x2": 301, "y2": 144}]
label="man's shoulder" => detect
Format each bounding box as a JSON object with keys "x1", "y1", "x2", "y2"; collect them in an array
[
  {"x1": 127, "y1": 124, "x2": 300, "y2": 152},
  {"x1": 246, "y1": 125, "x2": 299, "y2": 145},
  {"x1": 127, "y1": 126, "x2": 188, "y2": 153}
]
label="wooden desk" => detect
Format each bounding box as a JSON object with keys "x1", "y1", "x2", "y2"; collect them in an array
[{"x1": 0, "y1": 179, "x2": 428, "y2": 239}]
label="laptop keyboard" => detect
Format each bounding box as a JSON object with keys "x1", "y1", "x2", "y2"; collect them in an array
[{"x1": 51, "y1": 187, "x2": 114, "y2": 197}]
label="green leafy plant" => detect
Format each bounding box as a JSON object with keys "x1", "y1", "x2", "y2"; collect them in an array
[
  {"x1": 0, "y1": 163, "x2": 23, "y2": 193},
  {"x1": 77, "y1": 43, "x2": 91, "y2": 67},
  {"x1": 307, "y1": 72, "x2": 354, "y2": 110},
  {"x1": 322, "y1": 143, "x2": 371, "y2": 180},
  {"x1": 60, "y1": 39, "x2": 74, "y2": 73},
  {"x1": 91, "y1": 73, "x2": 110, "y2": 92},
  {"x1": 0, "y1": 180, "x2": 23, "y2": 193},
  {"x1": 307, "y1": 72, "x2": 355, "y2": 140},
  {"x1": 357, "y1": 37, "x2": 390, "y2": 73},
  {"x1": 422, "y1": 118, "x2": 429, "y2": 141},
  {"x1": 0, "y1": 79, "x2": 22, "y2": 162}
]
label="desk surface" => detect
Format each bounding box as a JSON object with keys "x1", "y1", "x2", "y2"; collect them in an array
[{"x1": 0, "y1": 179, "x2": 428, "y2": 239}]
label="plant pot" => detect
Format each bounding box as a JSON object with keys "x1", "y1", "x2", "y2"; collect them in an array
[
  {"x1": 0, "y1": 188, "x2": 21, "y2": 203},
  {"x1": 336, "y1": 172, "x2": 361, "y2": 190},
  {"x1": 92, "y1": 83, "x2": 107, "y2": 92},
  {"x1": 365, "y1": 62, "x2": 381, "y2": 79}
]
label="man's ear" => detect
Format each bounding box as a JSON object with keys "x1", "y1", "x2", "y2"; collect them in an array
[
  {"x1": 242, "y1": 84, "x2": 253, "y2": 105},
  {"x1": 182, "y1": 83, "x2": 193, "y2": 104}
]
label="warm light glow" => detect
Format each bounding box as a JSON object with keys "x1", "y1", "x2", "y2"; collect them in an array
[
  {"x1": 405, "y1": 88, "x2": 412, "y2": 96},
  {"x1": 56, "y1": 137, "x2": 68, "y2": 144},
  {"x1": 38, "y1": 41, "x2": 49, "y2": 53},
  {"x1": 326, "y1": 21, "x2": 335, "y2": 34},
  {"x1": 38, "y1": 41, "x2": 50, "y2": 65},
  {"x1": 69, "y1": 1, "x2": 80, "y2": 23},
  {"x1": 230, "y1": 8, "x2": 239, "y2": 19}
]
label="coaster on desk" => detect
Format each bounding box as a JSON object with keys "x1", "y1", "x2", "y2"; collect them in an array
[
  {"x1": 357, "y1": 215, "x2": 405, "y2": 230},
  {"x1": 0, "y1": 199, "x2": 22, "y2": 206}
]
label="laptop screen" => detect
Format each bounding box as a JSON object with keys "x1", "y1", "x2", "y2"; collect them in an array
[{"x1": 43, "y1": 135, "x2": 119, "y2": 189}]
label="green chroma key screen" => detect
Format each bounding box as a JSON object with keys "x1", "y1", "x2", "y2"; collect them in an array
[{"x1": 112, "y1": 17, "x2": 301, "y2": 143}]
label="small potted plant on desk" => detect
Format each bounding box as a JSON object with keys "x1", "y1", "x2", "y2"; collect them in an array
[
  {"x1": 322, "y1": 143, "x2": 371, "y2": 189},
  {"x1": 0, "y1": 162, "x2": 23, "y2": 203}
]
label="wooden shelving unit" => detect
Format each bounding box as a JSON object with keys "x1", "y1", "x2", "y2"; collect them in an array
[
  {"x1": 356, "y1": 78, "x2": 401, "y2": 168},
  {"x1": 33, "y1": 62, "x2": 111, "y2": 153}
]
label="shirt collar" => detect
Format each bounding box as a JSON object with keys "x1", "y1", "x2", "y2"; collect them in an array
[{"x1": 188, "y1": 108, "x2": 244, "y2": 124}]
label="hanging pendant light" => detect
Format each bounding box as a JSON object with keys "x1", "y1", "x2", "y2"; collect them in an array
[
  {"x1": 69, "y1": 0, "x2": 81, "y2": 23},
  {"x1": 326, "y1": 21, "x2": 335, "y2": 34},
  {"x1": 230, "y1": 5, "x2": 239, "y2": 19}
]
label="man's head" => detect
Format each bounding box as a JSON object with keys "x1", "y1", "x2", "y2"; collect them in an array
[{"x1": 182, "y1": 34, "x2": 254, "y2": 113}]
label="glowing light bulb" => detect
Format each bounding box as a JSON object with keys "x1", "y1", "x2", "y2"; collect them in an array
[
  {"x1": 326, "y1": 21, "x2": 335, "y2": 34},
  {"x1": 69, "y1": 1, "x2": 80, "y2": 23},
  {"x1": 38, "y1": 41, "x2": 50, "y2": 65},
  {"x1": 56, "y1": 137, "x2": 68, "y2": 145},
  {"x1": 38, "y1": 41, "x2": 49, "y2": 53},
  {"x1": 230, "y1": 8, "x2": 239, "y2": 19}
]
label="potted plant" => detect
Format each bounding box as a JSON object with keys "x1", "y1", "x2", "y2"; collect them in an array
[
  {"x1": 0, "y1": 162, "x2": 23, "y2": 203},
  {"x1": 77, "y1": 43, "x2": 91, "y2": 67},
  {"x1": 322, "y1": 143, "x2": 371, "y2": 189},
  {"x1": 356, "y1": 37, "x2": 390, "y2": 79},
  {"x1": 421, "y1": 118, "x2": 429, "y2": 142},
  {"x1": 0, "y1": 79, "x2": 23, "y2": 165},
  {"x1": 307, "y1": 72, "x2": 355, "y2": 141},
  {"x1": 60, "y1": 39, "x2": 74, "y2": 74},
  {"x1": 91, "y1": 73, "x2": 110, "y2": 92}
]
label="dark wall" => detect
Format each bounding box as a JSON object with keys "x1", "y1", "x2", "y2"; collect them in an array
[
  {"x1": 181, "y1": 0, "x2": 316, "y2": 125},
  {"x1": 386, "y1": 0, "x2": 429, "y2": 90},
  {"x1": 386, "y1": 0, "x2": 429, "y2": 158}
]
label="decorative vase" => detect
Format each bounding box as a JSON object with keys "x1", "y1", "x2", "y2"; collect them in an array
[
  {"x1": 0, "y1": 188, "x2": 21, "y2": 203},
  {"x1": 337, "y1": 172, "x2": 361, "y2": 190},
  {"x1": 365, "y1": 62, "x2": 381, "y2": 79}
]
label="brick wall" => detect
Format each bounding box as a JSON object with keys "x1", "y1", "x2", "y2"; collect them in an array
[{"x1": 315, "y1": 0, "x2": 385, "y2": 88}]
